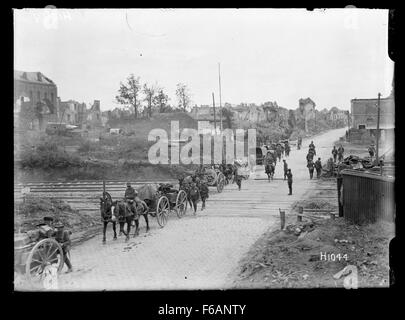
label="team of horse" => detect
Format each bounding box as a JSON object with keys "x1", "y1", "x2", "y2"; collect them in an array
[
  {"x1": 99, "y1": 180, "x2": 205, "y2": 243},
  {"x1": 99, "y1": 194, "x2": 149, "y2": 243}
]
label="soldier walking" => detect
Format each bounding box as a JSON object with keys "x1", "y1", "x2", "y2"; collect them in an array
[
  {"x1": 283, "y1": 159, "x2": 288, "y2": 180},
  {"x1": 307, "y1": 160, "x2": 315, "y2": 179},
  {"x1": 285, "y1": 142, "x2": 290, "y2": 157},
  {"x1": 315, "y1": 157, "x2": 322, "y2": 178},
  {"x1": 198, "y1": 180, "x2": 209, "y2": 211},
  {"x1": 234, "y1": 165, "x2": 243, "y2": 191},
  {"x1": 53, "y1": 222, "x2": 73, "y2": 273},
  {"x1": 286, "y1": 169, "x2": 293, "y2": 195},
  {"x1": 332, "y1": 146, "x2": 338, "y2": 163},
  {"x1": 368, "y1": 144, "x2": 375, "y2": 161},
  {"x1": 337, "y1": 145, "x2": 345, "y2": 162}
]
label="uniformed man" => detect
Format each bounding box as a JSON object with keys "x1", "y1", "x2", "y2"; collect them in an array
[
  {"x1": 53, "y1": 222, "x2": 73, "y2": 273},
  {"x1": 337, "y1": 145, "x2": 345, "y2": 162},
  {"x1": 198, "y1": 180, "x2": 209, "y2": 211},
  {"x1": 43, "y1": 216, "x2": 54, "y2": 228},
  {"x1": 219, "y1": 160, "x2": 227, "y2": 175},
  {"x1": 276, "y1": 144, "x2": 282, "y2": 162},
  {"x1": 234, "y1": 165, "x2": 242, "y2": 191},
  {"x1": 306, "y1": 151, "x2": 314, "y2": 163},
  {"x1": 307, "y1": 160, "x2": 315, "y2": 179},
  {"x1": 283, "y1": 159, "x2": 288, "y2": 180},
  {"x1": 368, "y1": 144, "x2": 375, "y2": 160},
  {"x1": 124, "y1": 182, "x2": 137, "y2": 216},
  {"x1": 309, "y1": 141, "x2": 316, "y2": 155},
  {"x1": 332, "y1": 146, "x2": 338, "y2": 163},
  {"x1": 286, "y1": 169, "x2": 293, "y2": 195},
  {"x1": 285, "y1": 142, "x2": 290, "y2": 157},
  {"x1": 315, "y1": 157, "x2": 322, "y2": 178}
]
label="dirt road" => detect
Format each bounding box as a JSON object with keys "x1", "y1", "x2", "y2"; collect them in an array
[{"x1": 56, "y1": 128, "x2": 347, "y2": 290}]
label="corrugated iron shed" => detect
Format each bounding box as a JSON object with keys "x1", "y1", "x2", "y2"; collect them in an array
[{"x1": 341, "y1": 169, "x2": 395, "y2": 224}]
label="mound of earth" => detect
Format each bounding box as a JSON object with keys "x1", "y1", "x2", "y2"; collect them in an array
[
  {"x1": 234, "y1": 217, "x2": 394, "y2": 288},
  {"x1": 14, "y1": 195, "x2": 101, "y2": 233}
]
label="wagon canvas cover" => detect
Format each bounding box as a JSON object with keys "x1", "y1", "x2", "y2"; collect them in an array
[{"x1": 137, "y1": 184, "x2": 158, "y2": 201}]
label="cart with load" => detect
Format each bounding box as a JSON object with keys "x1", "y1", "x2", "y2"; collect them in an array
[
  {"x1": 136, "y1": 183, "x2": 188, "y2": 228},
  {"x1": 14, "y1": 226, "x2": 65, "y2": 284},
  {"x1": 200, "y1": 167, "x2": 226, "y2": 193}
]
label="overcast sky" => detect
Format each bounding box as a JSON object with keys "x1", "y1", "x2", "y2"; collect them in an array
[{"x1": 14, "y1": 8, "x2": 393, "y2": 111}]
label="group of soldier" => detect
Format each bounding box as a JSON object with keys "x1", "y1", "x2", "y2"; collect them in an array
[
  {"x1": 263, "y1": 140, "x2": 294, "y2": 195},
  {"x1": 305, "y1": 141, "x2": 322, "y2": 179},
  {"x1": 331, "y1": 145, "x2": 345, "y2": 163}
]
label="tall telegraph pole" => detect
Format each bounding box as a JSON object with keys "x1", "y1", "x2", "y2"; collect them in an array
[
  {"x1": 218, "y1": 63, "x2": 223, "y2": 131},
  {"x1": 212, "y1": 92, "x2": 217, "y2": 134},
  {"x1": 375, "y1": 92, "x2": 381, "y2": 165}
]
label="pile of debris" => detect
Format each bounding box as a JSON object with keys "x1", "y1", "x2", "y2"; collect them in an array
[{"x1": 321, "y1": 154, "x2": 386, "y2": 178}]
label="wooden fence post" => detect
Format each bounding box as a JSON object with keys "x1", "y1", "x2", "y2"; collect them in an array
[
  {"x1": 279, "y1": 208, "x2": 286, "y2": 230},
  {"x1": 297, "y1": 206, "x2": 303, "y2": 222}
]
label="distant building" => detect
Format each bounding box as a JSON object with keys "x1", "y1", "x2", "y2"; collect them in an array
[
  {"x1": 86, "y1": 100, "x2": 103, "y2": 128},
  {"x1": 351, "y1": 95, "x2": 394, "y2": 130},
  {"x1": 350, "y1": 94, "x2": 394, "y2": 144},
  {"x1": 298, "y1": 98, "x2": 316, "y2": 132},
  {"x1": 14, "y1": 70, "x2": 59, "y2": 130},
  {"x1": 58, "y1": 99, "x2": 87, "y2": 126}
]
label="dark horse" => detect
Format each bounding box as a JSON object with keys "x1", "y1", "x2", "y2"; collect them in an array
[
  {"x1": 111, "y1": 199, "x2": 150, "y2": 241},
  {"x1": 100, "y1": 195, "x2": 118, "y2": 244},
  {"x1": 179, "y1": 177, "x2": 200, "y2": 213}
]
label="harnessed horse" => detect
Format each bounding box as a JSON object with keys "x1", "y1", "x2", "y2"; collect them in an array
[
  {"x1": 99, "y1": 193, "x2": 118, "y2": 244},
  {"x1": 111, "y1": 198, "x2": 150, "y2": 241}
]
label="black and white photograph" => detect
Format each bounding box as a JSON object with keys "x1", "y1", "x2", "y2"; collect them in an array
[{"x1": 13, "y1": 8, "x2": 395, "y2": 292}]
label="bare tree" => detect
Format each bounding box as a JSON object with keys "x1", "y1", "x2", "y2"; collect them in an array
[
  {"x1": 175, "y1": 83, "x2": 191, "y2": 112},
  {"x1": 115, "y1": 74, "x2": 141, "y2": 119}
]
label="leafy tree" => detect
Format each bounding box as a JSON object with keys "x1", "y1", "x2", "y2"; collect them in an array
[
  {"x1": 115, "y1": 74, "x2": 142, "y2": 119},
  {"x1": 143, "y1": 83, "x2": 158, "y2": 118},
  {"x1": 153, "y1": 88, "x2": 170, "y2": 113},
  {"x1": 175, "y1": 83, "x2": 192, "y2": 111}
]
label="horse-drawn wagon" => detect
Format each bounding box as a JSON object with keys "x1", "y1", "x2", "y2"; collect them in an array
[
  {"x1": 197, "y1": 167, "x2": 226, "y2": 193},
  {"x1": 14, "y1": 227, "x2": 65, "y2": 284},
  {"x1": 137, "y1": 183, "x2": 188, "y2": 227}
]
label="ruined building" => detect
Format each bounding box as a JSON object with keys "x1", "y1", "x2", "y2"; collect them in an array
[{"x1": 14, "y1": 71, "x2": 59, "y2": 130}]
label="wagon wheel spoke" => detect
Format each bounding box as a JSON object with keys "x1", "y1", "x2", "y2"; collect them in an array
[
  {"x1": 30, "y1": 264, "x2": 43, "y2": 274},
  {"x1": 48, "y1": 257, "x2": 59, "y2": 264},
  {"x1": 48, "y1": 247, "x2": 60, "y2": 260},
  {"x1": 36, "y1": 246, "x2": 46, "y2": 261},
  {"x1": 30, "y1": 258, "x2": 43, "y2": 264}
]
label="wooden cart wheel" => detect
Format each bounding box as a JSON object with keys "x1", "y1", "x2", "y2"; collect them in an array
[
  {"x1": 217, "y1": 173, "x2": 225, "y2": 193},
  {"x1": 25, "y1": 238, "x2": 64, "y2": 283},
  {"x1": 175, "y1": 190, "x2": 188, "y2": 218},
  {"x1": 156, "y1": 196, "x2": 169, "y2": 227}
]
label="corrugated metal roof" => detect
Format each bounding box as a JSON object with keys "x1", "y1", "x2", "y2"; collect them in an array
[{"x1": 341, "y1": 169, "x2": 394, "y2": 182}]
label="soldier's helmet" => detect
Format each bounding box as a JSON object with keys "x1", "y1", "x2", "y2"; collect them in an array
[{"x1": 44, "y1": 216, "x2": 54, "y2": 223}]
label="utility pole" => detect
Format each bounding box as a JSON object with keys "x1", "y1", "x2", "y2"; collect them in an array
[
  {"x1": 212, "y1": 92, "x2": 217, "y2": 134},
  {"x1": 347, "y1": 110, "x2": 350, "y2": 142},
  {"x1": 218, "y1": 63, "x2": 223, "y2": 131},
  {"x1": 375, "y1": 92, "x2": 381, "y2": 165}
]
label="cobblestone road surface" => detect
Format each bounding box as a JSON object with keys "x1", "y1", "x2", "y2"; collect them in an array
[{"x1": 54, "y1": 128, "x2": 347, "y2": 290}]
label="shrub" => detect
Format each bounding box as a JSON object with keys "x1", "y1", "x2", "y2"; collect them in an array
[{"x1": 20, "y1": 144, "x2": 82, "y2": 169}]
